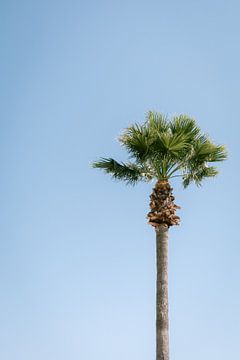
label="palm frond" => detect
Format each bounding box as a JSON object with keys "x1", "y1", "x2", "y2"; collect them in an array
[
  {"x1": 118, "y1": 124, "x2": 152, "y2": 161},
  {"x1": 182, "y1": 165, "x2": 218, "y2": 188},
  {"x1": 170, "y1": 115, "x2": 200, "y2": 141},
  {"x1": 92, "y1": 158, "x2": 152, "y2": 185},
  {"x1": 185, "y1": 137, "x2": 227, "y2": 166},
  {"x1": 152, "y1": 132, "x2": 190, "y2": 168},
  {"x1": 207, "y1": 144, "x2": 228, "y2": 162},
  {"x1": 147, "y1": 111, "x2": 169, "y2": 133}
]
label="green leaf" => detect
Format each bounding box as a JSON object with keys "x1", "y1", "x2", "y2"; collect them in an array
[
  {"x1": 182, "y1": 165, "x2": 219, "y2": 188},
  {"x1": 92, "y1": 158, "x2": 153, "y2": 185}
]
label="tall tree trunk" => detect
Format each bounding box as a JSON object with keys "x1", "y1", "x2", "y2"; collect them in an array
[
  {"x1": 156, "y1": 224, "x2": 169, "y2": 360},
  {"x1": 147, "y1": 180, "x2": 179, "y2": 360}
]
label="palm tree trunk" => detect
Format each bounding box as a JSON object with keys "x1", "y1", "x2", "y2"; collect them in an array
[{"x1": 156, "y1": 224, "x2": 169, "y2": 360}]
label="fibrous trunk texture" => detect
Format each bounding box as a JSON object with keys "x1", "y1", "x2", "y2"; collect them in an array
[
  {"x1": 147, "y1": 180, "x2": 180, "y2": 360},
  {"x1": 156, "y1": 225, "x2": 169, "y2": 360},
  {"x1": 147, "y1": 180, "x2": 180, "y2": 228}
]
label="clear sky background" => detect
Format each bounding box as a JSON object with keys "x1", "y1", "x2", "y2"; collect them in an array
[{"x1": 1, "y1": 0, "x2": 239, "y2": 359}]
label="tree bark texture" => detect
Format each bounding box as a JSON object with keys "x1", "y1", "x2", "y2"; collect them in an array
[
  {"x1": 148, "y1": 180, "x2": 180, "y2": 228},
  {"x1": 156, "y1": 224, "x2": 169, "y2": 360}
]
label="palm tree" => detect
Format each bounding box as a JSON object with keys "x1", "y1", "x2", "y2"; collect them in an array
[{"x1": 92, "y1": 111, "x2": 227, "y2": 360}]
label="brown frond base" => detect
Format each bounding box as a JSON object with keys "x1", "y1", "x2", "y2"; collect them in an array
[{"x1": 147, "y1": 180, "x2": 181, "y2": 228}]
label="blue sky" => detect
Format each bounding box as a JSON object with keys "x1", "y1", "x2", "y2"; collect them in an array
[{"x1": 1, "y1": 0, "x2": 239, "y2": 359}]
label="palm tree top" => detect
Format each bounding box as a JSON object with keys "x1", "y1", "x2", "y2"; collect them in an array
[{"x1": 93, "y1": 111, "x2": 227, "y2": 187}]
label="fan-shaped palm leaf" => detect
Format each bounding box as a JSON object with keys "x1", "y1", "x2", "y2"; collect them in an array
[{"x1": 92, "y1": 158, "x2": 153, "y2": 185}]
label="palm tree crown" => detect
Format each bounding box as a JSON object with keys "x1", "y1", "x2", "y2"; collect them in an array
[{"x1": 93, "y1": 111, "x2": 227, "y2": 188}]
